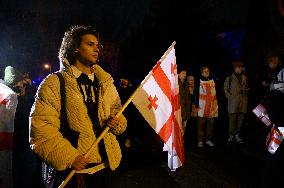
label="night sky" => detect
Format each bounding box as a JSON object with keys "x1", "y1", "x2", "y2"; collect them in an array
[{"x1": 0, "y1": 0, "x2": 283, "y2": 83}]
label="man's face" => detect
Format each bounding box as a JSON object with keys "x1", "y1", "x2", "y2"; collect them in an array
[
  {"x1": 23, "y1": 78, "x2": 32, "y2": 86},
  {"x1": 188, "y1": 76, "x2": 194, "y2": 87},
  {"x1": 201, "y1": 68, "x2": 210, "y2": 78},
  {"x1": 268, "y1": 56, "x2": 279, "y2": 70},
  {"x1": 179, "y1": 71, "x2": 187, "y2": 81},
  {"x1": 234, "y1": 65, "x2": 243, "y2": 74},
  {"x1": 13, "y1": 80, "x2": 25, "y2": 95},
  {"x1": 120, "y1": 79, "x2": 129, "y2": 87},
  {"x1": 76, "y1": 34, "x2": 99, "y2": 65}
]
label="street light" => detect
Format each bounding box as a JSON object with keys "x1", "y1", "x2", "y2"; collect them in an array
[{"x1": 43, "y1": 64, "x2": 51, "y2": 73}]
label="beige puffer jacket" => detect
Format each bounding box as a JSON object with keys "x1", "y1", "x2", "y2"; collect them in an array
[{"x1": 29, "y1": 60, "x2": 127, "y2": 171}]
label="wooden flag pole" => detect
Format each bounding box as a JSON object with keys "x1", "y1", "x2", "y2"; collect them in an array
[{"x1": 58, "y1": 41, "x2": 176, "y2": 188}]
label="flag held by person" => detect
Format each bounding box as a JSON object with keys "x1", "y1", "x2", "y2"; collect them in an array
[
  {"x1": 266, "y1": 126, "x2": 284, "y2": 154},
  {"x1": 132, "y1": 41, "x2": 185, "y2": 170},
  {"x1": 58, "y1": 42, "x2": 185, "y2": 187}
]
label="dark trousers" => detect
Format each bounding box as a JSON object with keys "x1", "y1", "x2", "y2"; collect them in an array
[
  {"x1": 197, "y1": 117, "x2": 215, "y2": 142},
  {"x1": 228, "y1": 113, "x2": 245, "y2": 136},
  {"x1": 13, "y1": 149, "x2": 44, "y2": 188}
]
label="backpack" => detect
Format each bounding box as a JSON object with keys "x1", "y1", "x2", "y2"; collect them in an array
[{"x1": 42, "y1": 72, "x2": 79, "y2": 188}]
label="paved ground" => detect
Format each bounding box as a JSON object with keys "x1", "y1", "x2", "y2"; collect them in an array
[
  {"x1": 111, "y1": 113, "x2": 284, "y2": 188},
  {"x1": 112, "y1": 143, "x2": 266, "y2": 188}
]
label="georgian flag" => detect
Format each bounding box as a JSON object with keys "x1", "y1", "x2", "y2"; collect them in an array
[
  {"x1": 132, "y1": 43, "x2": 185, "y2": 170},
  {"x1": 0, "y1": 82, "x2": 18, "y2": 188},
  {"x1": 0, "y1": 83, "x2": 17, "y2": 150},
  {"x1": 266, "y1": 126, "x2": 284, "y2": 154}
]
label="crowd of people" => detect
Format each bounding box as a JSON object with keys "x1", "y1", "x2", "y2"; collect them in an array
[
  {"x1": 0, "y1": 24, "x2": 284, "y2": 188},
  {"x1": 176, "y1": 62, "x2": 244, "y2": 147},
  {"x1": 175, "y1": 54, "x2": 283, "y2": 149}
]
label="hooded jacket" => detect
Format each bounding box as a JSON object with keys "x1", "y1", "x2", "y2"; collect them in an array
[{"x1": 29, "y1": 59, "x2": 127, "y2": 171}]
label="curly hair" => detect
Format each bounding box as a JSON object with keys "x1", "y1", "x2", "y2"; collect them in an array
[{"x1": 59, "y1": 25, "x2": 100, "y2": 65}]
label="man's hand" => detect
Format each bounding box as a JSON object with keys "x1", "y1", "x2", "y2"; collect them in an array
[
  {"x1": 196, "y1": 107, "x2": 201, "y2": 112},
  {"x1": 106, "y1": 116, "x2": 120, "y2": 129},
  {"x1": 71, "y1": 155, "x2": 89, "y2": 171}
]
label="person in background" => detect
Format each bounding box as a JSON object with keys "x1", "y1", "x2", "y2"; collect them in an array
[
  {"x1": 116, "y1": 78, "x2": 134, "y2": 167},
  {"x1": 259, "y1": 65, "x2": 284, "y2": 188},
  {"x1": 12, "y1": 70, "x2": 44, "y2": 188},
  {"x1": 117, "y1": 78, "x2": 132, "y2": 104},
  {"x1": 0, "y1": 66, "x2": 22, "y2": 188},
  {"x1": 178, "y1": 68, "x2": 191, "y2": 136},
  {"x1": 23, "y1": 72, "x2": 36, "y2": 98},
  {"x1": 183, "y1": 75, "x2": 198, "y2": 145},
  {"x1": 223, "y1": 61, "x2": 248, "y2": 143},
  {"x1": 261, "y1": 52, "x2": 283, "y2": 96},
  {"x1": 194, "y1": 66, "x2": 218, "y2": 148},
  {"x1": 187, "y1": 75, "x2": 198, "y2": 118},
  {"x1": 252, "y1": 52, "x2": 283, "y2": 147}
]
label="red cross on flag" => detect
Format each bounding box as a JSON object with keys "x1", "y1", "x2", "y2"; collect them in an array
[
  {"x1": 266, "y1": 126, "x2": 284, "y2": 154},
  {"x1": 132, "y1": 42, "x2": 185, "y2": 170},
  {"x1": 0, "y1": 82, "x2": 18, "y2": 188}
]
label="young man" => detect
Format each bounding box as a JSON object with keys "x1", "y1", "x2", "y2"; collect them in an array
[
  {"x1": 0, "y1": 66, "x2": 23, "y2": 188},
  {"x1": 224, "y1": 61, "x2": 248, "y2": 143},
  {"x1": 194, "y1": 66, "x2": 218, "y2": 147},
  {"x1": 30, "y1": 25, "x2": 127, "y2": 187}
]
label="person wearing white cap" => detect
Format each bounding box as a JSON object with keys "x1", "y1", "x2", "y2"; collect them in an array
[{"x1": 0, "y1": 66, "x2": 23, "y2": 188}]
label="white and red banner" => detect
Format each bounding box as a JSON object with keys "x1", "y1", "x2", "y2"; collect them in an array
[
  {"x1": 198, "y1": 79, "x2": 218, "y2": 118},
  {"x1": 0, "y1": 81, "x2": 18, "y2": 188},
  {"x1": 266, "y1": 125, "x2": 284, "y2": 154},
  {"x1": 132, "y1": 43, "x2": 185, "y2": 170}
]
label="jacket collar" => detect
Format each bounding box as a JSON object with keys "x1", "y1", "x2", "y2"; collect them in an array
[
  {"x1": 71, "y1": 65, "x2": 95, "y2": 82},
  {"x1": 60, "y1": 58, "x2": 112, "y2": 85}
]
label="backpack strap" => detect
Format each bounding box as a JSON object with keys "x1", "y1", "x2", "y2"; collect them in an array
[
  {"x1": 41, "y1": 73, "x2": 80, "y2": 188},
  {"x1": 55, "y1": 72, "x2": 79, "y2": 148}
]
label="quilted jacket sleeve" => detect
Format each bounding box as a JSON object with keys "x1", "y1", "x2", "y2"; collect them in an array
[
  {"x1": 108, "y1": 83, "x2": 127, "y2": 135},
  {"x1": 29, "y1": 74, "x2": 79, "y2": 170}
]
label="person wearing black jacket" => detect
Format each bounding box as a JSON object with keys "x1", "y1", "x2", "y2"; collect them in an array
[{"x1": 13, "y1": 74, "x2": 44, "y2": 188}]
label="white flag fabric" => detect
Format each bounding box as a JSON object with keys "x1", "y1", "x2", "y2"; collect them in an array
[
  {"x1": 0, "y1": 81, "x2": 18, "y2": 188},
  {"x1": 266, "y1": 126, "x2": 284, "y2": 154},
  {"x1": 132, "y1": 45, "x2": 185, "y2": 170}
]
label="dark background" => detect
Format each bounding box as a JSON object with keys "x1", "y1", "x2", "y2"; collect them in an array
[
  {"x1": 1, "y1": 2, "x2": 284, "y2": 187},
  {"x1": 0, "y1": 0, "x2": 283, "y2": 83}
]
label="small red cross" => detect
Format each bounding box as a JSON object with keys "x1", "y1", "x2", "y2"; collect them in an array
[
  {"x1": 0, "y1": 99, "x2": 9, "y2": 105},
  {"x1": 148, "y1": 95, "x2": 158, "y2": 110},
  {"x1": 0, "y1": 94, "x2": 9, "y2": 105},
  {"x1": 171, "y1": 63, "x2": 177, "y2": 76}
]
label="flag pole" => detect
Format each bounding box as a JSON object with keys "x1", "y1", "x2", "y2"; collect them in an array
[
  {"x1": 160, "y1": 41, "x2": 176, "y2": 63},
  {"x1": 58, "y1": 41, "x2": 176, "y2": 188}
]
